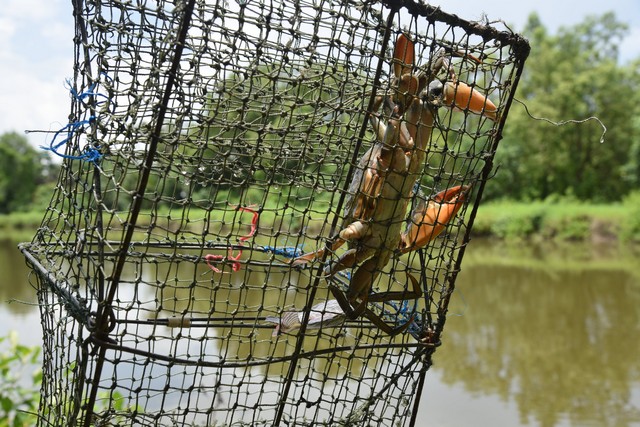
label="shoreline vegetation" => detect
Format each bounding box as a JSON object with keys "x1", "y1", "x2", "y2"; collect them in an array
[
  {"x1": 469, "y1": 194, "x2": 640, "y2": 244},
  {"x1": 3, "y1": 195, "x2": 639, "y2": 244}
]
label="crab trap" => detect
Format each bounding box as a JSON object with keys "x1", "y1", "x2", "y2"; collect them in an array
[{"x1": 21, "y1": 0, "x2": 529, "y2": 425}]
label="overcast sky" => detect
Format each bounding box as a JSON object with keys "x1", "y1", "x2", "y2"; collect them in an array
[{"x1": 1, "y1": 0, "x2": 638, "y2": 148}]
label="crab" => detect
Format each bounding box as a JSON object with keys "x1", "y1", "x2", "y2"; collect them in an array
[{"x1": 293, "y1": 33, "x2": 496, "y2": 336}]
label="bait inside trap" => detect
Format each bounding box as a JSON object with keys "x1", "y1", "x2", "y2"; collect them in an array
[{"x1": 21, "y1": 0, "x2": 529, "y2": 425}]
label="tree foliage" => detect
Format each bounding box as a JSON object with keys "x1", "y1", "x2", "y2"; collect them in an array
[
  {"x1": 183, "y1": 61, "x2": 369, "y2": 205},
  {"x1": 488, "y1": 12, "x2": 640, "y2": 202},
  {"x1": 0, "y1": 332, "x2": 41, "y2": 427},
  {"x1": 0, "y1": 132, "x2": 58, "y2": 214},
  {"x1": 3, "y1": 13, "x2": 639, "y2": 215}
]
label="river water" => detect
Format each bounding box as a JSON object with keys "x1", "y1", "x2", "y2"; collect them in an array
[{"x1": 2, "y1": 237, "x2": 639, "y2": 426}]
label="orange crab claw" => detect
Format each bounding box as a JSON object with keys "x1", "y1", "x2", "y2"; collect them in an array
[
  {"x1": 391, "y1": 34, "x2": 423, "y2": 114},
  {"x1": 443, "y1": 81, "x2": 498, "y2": 121},
  {"x1": 399, "y1": 185, "x2": 470, "y2": 254},
  {"x1": 393, "y1": 33, "x2": 415, "y2": 79}
]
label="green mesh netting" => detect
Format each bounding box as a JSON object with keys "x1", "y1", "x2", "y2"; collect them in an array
[{"x1": 21, "y1": 0, "x2": 529, "y2": 425}]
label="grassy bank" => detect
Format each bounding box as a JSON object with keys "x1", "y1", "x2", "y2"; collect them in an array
[
  {"x1": 471, "y1": 193, "x2": 640, "y2": 243},
  {"x1": 0, "y1": 211, "x2": 44, "y2": 242},
  {"x1": 3, "y1": 192, "x2": 640, "y2": 244}
]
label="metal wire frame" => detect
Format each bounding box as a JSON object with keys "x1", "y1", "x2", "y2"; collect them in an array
[{"x1": 21, "y1": 0, "x2": 529, "y2": 425}]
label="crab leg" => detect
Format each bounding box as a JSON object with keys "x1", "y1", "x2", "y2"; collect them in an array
[{"x1": 329, "y1": 271, "x2": 422, "y2": 336}]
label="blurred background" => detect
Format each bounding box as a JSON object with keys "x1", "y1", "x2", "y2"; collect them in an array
[{"x1": 1, "y1": 1, "x2": 639, "y2": 425}]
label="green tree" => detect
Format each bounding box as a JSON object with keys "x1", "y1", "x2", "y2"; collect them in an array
[
  {"x1": 186, "y1": 62, "x2": 369, "y2": 205},
  {"x1": 0, "y1": 132, "x2": 54, "y2": 213},
  {"x1": 620, "y1": 111, "x2": 640, "y2": 186},
  {"x1": 490, "y1": 12, "x2": 640, "y2": 202}
]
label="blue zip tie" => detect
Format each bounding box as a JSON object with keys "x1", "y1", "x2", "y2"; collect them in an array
[
  {"x1": 260, "y1": 245, "x2": 305, "y2": 258},
  {"x1": 66, "y1": 78, "x2": 111, "y2": 107},
  {"x1": 380, "y1": 299, "x2": 421, "y2": 335},
  {"x1": 42, "y1": 74, "x2": 113, "y2": 164}
]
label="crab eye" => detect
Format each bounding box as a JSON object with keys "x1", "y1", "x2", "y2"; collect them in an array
[{"x1": 427, "y1": 79, "x2": 444, "y2": 98}]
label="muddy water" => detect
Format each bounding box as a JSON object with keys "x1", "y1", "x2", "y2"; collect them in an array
[{"x1": 3, "y1": 238, "x2": 640, "y2": 426}]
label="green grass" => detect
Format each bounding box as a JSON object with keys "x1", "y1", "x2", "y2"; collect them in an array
[
  {"x1": 0, "y1": 211, "x2": 43, "y2": 229},
  {"x1": 0, "y1": 211, "x2": 44, "y2": 242},
  {"x1": 4, "y1": 191, "x2": 640, "y2": 244},
  {"x1": 462, "y1": 238, "x2": 640, "y2": 278},
  {"x1": 470, "y1": 197, "x2": 637, "y2": 243}
]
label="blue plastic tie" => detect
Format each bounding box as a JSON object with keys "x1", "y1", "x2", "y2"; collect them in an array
[
  {"x1": 66, "y1": 78, "x2": 111, "y2": 107},
  {"x1": 260, "y1": 245, "x2": 305, "y2": 258},
  {"x1": 41, "y1": 116, "x2": 102, "y2": 163},
  {"x1": 43, "y1": 75, "x2": 113, "y2": 164}
]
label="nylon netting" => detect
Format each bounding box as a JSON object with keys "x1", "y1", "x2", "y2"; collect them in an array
[{"x1": 21, "y1": 0, "x2": 529, "y2": 425}]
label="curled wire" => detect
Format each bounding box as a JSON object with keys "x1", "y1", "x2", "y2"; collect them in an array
[{"x1": 514, "y1": 97, "x2": 607, "y2": 143}]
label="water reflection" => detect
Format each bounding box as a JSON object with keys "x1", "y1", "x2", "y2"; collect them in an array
[
  {"x1": 421, "y1": 239, "x2": 640, "y2": 426},
  {"x1": 0, "y1": 239, "x2": 38, "y2": 314},
  {"x1": 52, "y1": 246, "x2": 413, "y2": 425},
  {"x1": 4, "y1": 238, "x2": 640, "y2": 425}
]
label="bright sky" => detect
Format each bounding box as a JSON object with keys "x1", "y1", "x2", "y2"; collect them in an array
[{"x1": 1, "y1": 0, "x2": 639, "y2": 148}]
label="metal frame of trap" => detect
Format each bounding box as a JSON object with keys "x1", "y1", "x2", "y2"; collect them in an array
[{"x1": 21, "y1": 0, "x2": 530, "y2": 425}]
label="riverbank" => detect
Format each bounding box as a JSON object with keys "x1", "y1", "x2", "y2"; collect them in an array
[
  {"x1": 0, "y1": 211, "x2": 44, "y2": 242},
  {"x1": 2, "y1": 195, "x2": 639, "y2": 244},
  {"x1": 470, "y1": 196, "x2": 640, "y2": 243}
]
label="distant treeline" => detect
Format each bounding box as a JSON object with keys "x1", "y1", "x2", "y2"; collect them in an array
[
  {"x1": 2, "y1": 12, "x2": 638, "y2": 216},
  {"x1": 487, "y1": 12, "x2": 640, "y2": 202}
]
